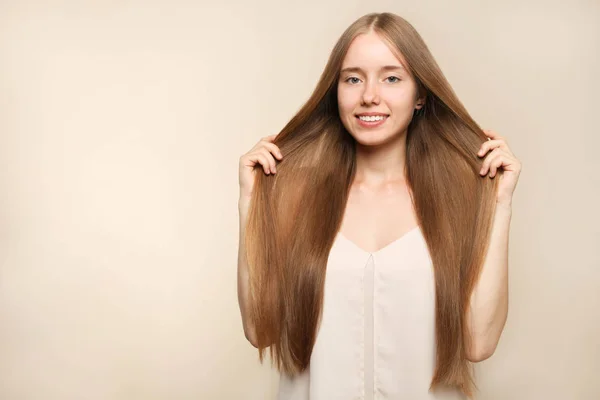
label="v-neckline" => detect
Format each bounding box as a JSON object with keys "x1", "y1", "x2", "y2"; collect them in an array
[{"x1": 335, "y1": 225, "x2": 421, "y2": 256}]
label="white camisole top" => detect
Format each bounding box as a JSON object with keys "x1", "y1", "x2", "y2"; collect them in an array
[{"x1": 277, "y1": 225, "x2": 466, "y2": 400}]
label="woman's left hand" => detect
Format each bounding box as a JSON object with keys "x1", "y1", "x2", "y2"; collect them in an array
[{"x1": 478, "y1": 129, "x2": 522, "y2": 207}]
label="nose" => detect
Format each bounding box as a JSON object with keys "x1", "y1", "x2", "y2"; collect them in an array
[{"x1": 361, "y1": 81, "x2": 380, "y2": 105}]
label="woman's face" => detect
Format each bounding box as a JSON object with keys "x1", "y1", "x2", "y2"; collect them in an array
[{"x1": 337, "y1": 31, "x2": 424, "y2": 145}]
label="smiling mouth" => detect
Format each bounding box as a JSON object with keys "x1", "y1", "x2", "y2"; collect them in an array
[
  {"x1": 356, "y1": 115, "x2": 388, "y2": 120},
  {"x1": 354, "y1": 115, "x2": 389, "y2": 129}
]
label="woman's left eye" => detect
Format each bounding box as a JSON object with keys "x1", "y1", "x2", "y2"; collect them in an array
[{"x1": 386, "y1": 76, "x2": 401, "y2": 83}]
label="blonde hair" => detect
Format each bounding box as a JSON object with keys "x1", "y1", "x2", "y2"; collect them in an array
[{"x1": 245, "y1": 12, "x2": 498, "y2": 398}]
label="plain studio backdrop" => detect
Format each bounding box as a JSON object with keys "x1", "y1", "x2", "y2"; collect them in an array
[{"x1": 0, "y1": 1, "x2": 598, "y2": 399}]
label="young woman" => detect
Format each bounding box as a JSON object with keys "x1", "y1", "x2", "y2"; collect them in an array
[{"x1": 237, "y1": 12, "x2": 521, "y2": 400}]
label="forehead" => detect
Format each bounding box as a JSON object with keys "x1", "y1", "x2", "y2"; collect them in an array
[{"x1": 341, "y1": 32, "x2": 406, "y2": 70}]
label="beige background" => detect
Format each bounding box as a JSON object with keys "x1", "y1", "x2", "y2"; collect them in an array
[{"x1": 0, "y1": 1, "x2": 598, "y2": 399}]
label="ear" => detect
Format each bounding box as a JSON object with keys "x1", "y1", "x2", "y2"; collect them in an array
[{"x1": 415, "y1": 94, "x2": 426, "y2": 110}]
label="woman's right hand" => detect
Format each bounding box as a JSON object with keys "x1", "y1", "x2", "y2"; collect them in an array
[{"x1": 238, "y1": 134, "x2": 283, "y2": 201}]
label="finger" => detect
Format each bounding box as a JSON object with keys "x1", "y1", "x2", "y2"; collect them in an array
[
  {"x1": 263, "y1": 142, "x2": 283, "y2": 160},
  {"x1": 478, "y1": 139, "x2": 508, "y2": 157},
  {"x1": 480, "y1": 148, "x2": 503, "y2": 176},
  {"x1": 250, "y1": 152, "x2": 272, "y2": 174},
  {"x1": 488, "y1": 155, "x2": 505, "y2": 178},
  {"x1": 251, "y1": 135, "x2": 275, "y2": 152},
  {"x1": 482, "y1": 129, "x2": 504, "y2": 141},
  {"x1": 485, "y1": 151, "x2": 517, "y2": 178},
  {"x1": 259, "y1": 149, "x2": 278, "y2": 173},
  {"x1": 477, "y1": 134, "x2": 515, "y2": 157}
]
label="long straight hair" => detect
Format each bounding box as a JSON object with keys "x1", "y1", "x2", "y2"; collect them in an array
[{"x1": 244, "y1": 12, "x2": 499, "y2": 398}]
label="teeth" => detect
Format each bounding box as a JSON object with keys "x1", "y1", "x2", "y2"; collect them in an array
[{"x1": 359, "y1": 115, "x2": 386, "y2": 122}]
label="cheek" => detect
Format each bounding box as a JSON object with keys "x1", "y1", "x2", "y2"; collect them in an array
[
  {"x1": 381, "y1": 86, "x2": 414, "y2": 105},
  {"x1": 337, "y1": 94, "x2": 356, "y2": 116},
  {"x1": 387, "y1": 99, "x2": 417, "y2": 118}
]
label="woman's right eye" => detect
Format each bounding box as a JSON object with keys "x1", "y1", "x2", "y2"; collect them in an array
[{"x1": 345, "y1": 77, "x2": 360, "y2": 84}]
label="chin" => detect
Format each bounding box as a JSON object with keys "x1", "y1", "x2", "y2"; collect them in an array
[
  {"x1": 352, "y1": 132, "x2": 392, "y2": 146},
  {"x1": 354, "y1": 128, "x2": 407, "y2": 147}
]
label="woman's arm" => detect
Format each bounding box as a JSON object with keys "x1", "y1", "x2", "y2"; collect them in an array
[{"x1": 465, "y1": 201, "x2": 512, "y2": 362}]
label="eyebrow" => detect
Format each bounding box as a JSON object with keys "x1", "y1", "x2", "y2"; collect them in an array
[{"x1": 340, "y1": 65, "x2": 405, "y2": 74}]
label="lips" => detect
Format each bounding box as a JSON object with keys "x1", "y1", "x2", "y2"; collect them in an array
[{"x1": 355, "y1": 115, "x2": 388, "y2": 128}]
